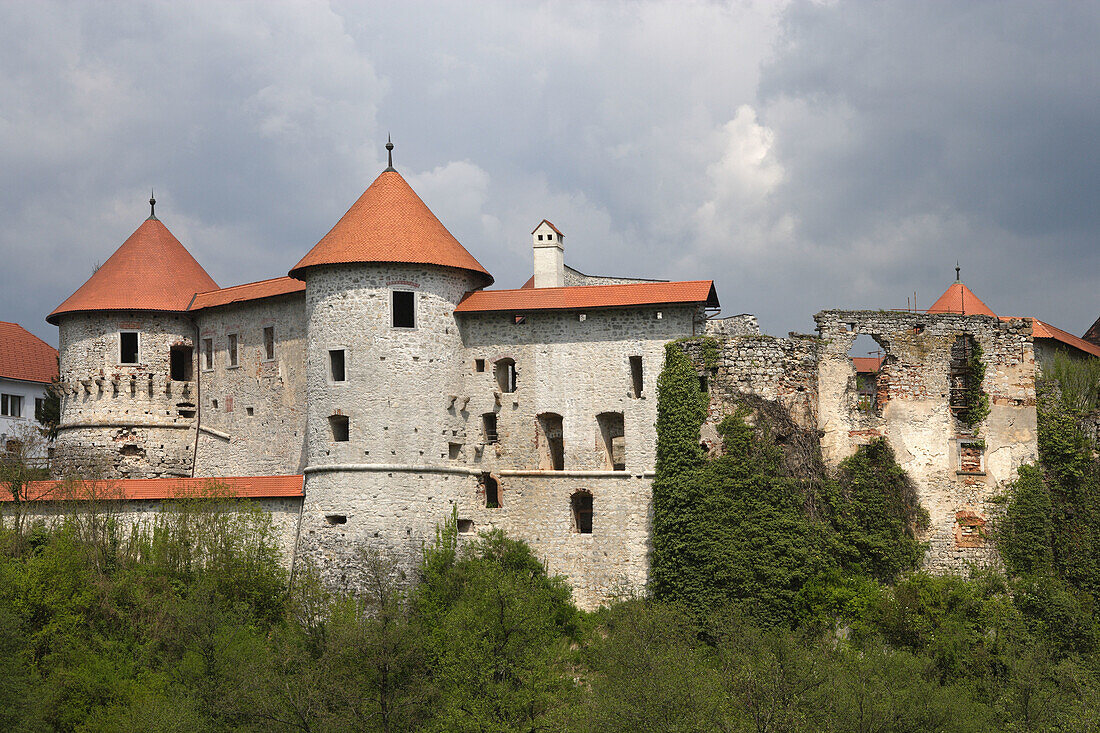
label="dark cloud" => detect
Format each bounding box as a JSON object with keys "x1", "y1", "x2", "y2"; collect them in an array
[{"x1": 1, "y1": 1, "x2": 1096, "y2": 346}]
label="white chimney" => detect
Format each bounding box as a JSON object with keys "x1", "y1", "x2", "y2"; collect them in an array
[{"x1": 532, "y1": 219, "x2": 564, "y2": 288}]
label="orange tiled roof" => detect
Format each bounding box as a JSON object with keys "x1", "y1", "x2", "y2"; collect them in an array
[
  {"x1": 1017, "y1": 318, "x2": 1100, "y2": 360},
  {"x1": 852, "y1": 356, "x2": 884, "y2": 373},
  {"x1": 189, "y1": 276, "x2": 305, "y2": 311},
  {"x1": 454, "y1": 280, "x2": 719, "y2": 313},
  {"x1": 531, "y1": 219, "x2": 563, "y2": 236},
  {"x1": 0, "y1": 322, "x2": 58, "y2": 384},
  {"x1": 2, "y1": 475, "x2": 304, "y2": 503},
  {"x1": 48, "y1": 218, "x2": 218, "y2": 324},
  {"x1": 926, "y1": 282, "x2": 997, "y2": 317},
  {"x1": 290, "y1": 169, "x2": 493, "y2": 286}
]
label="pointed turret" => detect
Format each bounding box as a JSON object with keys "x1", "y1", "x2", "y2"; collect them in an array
[
  {"x1": 926, "y1": 280, "x2": 996, "y2": 317},
  {"x1": 289, "y1": 161, "x2": 493, "y2": 286},
  {"x1": 47, "y1": 216, "x2": 217, "y2": 324}
]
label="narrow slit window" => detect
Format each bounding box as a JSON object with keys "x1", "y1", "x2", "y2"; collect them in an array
[
  {"x1": 392, "y1": 291, "x2": 415, "y2": 328},
  {"x1": 572, "y1": 491, "x2": 593, "y2": 534},
  {"x1": 483, "y1": 473, "x2": 500, "y2": 508},
  {"x1": 495, "y1": 358, "x2": 517, "y2": 393},
  {"x1": 227, "y1": 334, "x2": 238, "y2": 368},
  {"x1": 329, "y1": 349, "x2": 346, "y2": 382},
  {"x1": 263, "y1": 326, "x2": 275, "y2": 361},
  {"x1": 475, "y1": 359, "x2": 485, "y2": 372},
  {"x1": 120, "y1": 332, "x2": 139, "y2": 364},
  {"x1": 629, "y1": 356, "x2": 643, "y2": 398},
  {"x1": 329, "y1": 414, "x2": 349, "y2": 442},
  {"x1": 202, "y1": 338, "x2": 213, "y2": 370},
  {"x1": 482, "y1": 412, "x2": 498, "y2": 444}
]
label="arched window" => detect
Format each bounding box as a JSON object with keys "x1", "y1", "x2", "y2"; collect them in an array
[
  {"x1": 596, "y1": 412, "x2": 625, "y2": 471},
  {"x1": 571, "y1": 491, "x2": 593, "y2": 534},
  {"x1": 495, "y1": 358, "x2": 517, "y2": 393},
  {"x1": 482, "y1": 472, "x2": 500, "y2": 509}
]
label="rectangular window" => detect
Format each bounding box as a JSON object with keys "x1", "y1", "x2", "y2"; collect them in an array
[
  {"x1": 482, "y1": 413, "x2": 498, "y2": 444},
  {"x1": 263, "y1": 326, "x2": 275, "y2": 361},
  {"x1": 329, "y1": 349, "x2": 346, "y2": 382},
  {"x1": 392, "y1": 291, "x2": 415, "y2": 328},
  {"x1": 227, "y1": 333, "x2": 238, "y2": 368},
  {"x1": 629, "y1": 356, "x2": 643, "y2": 398},
  {"x1": 475, "y1": 359, "x2": 485, "y2": 372},
  {"x1": 34, "y1": 398, "x2": 45, "y2": 422},
  {"x1": 329, "y1": 414, "x2": 349, "y2": 442},
  {"x1": 202, "y1": 338, "x2": 213, "y2": 370},
  {"x1": 1, "y1": 394, "x2": 23, "y2": 417},
  {"x1": 120, "y1": 332, "x2": 139, "y2": 364}
]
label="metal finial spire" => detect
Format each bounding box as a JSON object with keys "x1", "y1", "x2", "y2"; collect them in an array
[
  {"x1": 148, "y1": 190, "x2": 157, "y2": 220},
  {"x1": 955, "y1": 261, "x2": 961, "y2": 282},
  {"x1": 385, "y1": 134, "x2": 395, "y2": 171}
]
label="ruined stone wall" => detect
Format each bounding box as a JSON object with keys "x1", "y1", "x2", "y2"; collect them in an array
[
  {"x1": 679, "y1": 311, "x2": 1038, "y2": 575},
  {"x1": 53, "y1": 311, "x2": 197, "y2": 478},
  {"x1": 704, "y1": 314, "x2": 761, "y2": 338},
  {"x1": 194, "y1": 294, "x2": 307, "y2": 477},
  {"x1": 563, "y1": 266, "x2": 663, "y2": 287},
  {"x1": 453, "y1": 304, "x2": 699, "y2": 607}
]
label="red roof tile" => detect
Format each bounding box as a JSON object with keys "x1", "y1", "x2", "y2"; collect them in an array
[
  {"x1": 454, "y1": 280, "x2": 719, "y2": 313},
  {"x1": 1018, "y1": 318, "x2": 1100, "y2": 359},
  {"x1": 290, "y1": 169, "x2": 493, "y2": 286},
  {"x1": 1084, "y1": 315, "x2": 1100, "y2": 347},
  {"x1": 3, "y1": 475, "x2": 304, "y2": 502},
  {"x1": 852, "y1": 356, "x2": 884, "y2": 373},
  {"x1": 189, "y1": 276, "x2": 305, "y2": 311},
  {"x1": 926, "y1": 282, "x2": 997, "y2": 317},
  {"x1": 48, "y1": 218, "x2": 218, "y2": 324},
  {"x1": 0, "y1": 322, "x2": 58, "y2": 384}
]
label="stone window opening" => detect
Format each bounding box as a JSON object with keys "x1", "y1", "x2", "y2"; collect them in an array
[
  {"x1": 482, "y1": 472, "x2": 500, "y2": 508},
  {"x1": 537, "y1": 412, "x2": 565, "y2": 471},
  {"x1": 475, "y1": 358, "x2": 485, "y2": 372},
  {"x1": 329, "y1": 413, "x2": 350, "y2": 442},
  {"x1": 955, "y1": 510, "x2": 987, "y2": 548},
  {"x1": 170, "y1": 344, "x2": 193, "y2": 381},
  {"x1": 849, "y1": 334, "x2": 886, "y2": 413},
  {"x1": 329, "y1": 349, "x2": 346, "y2": 382},
  {"x1": 572, "y1": 491, "x2": 593, "y2": 534},
  {"x1": 202, "y1": 338, "x2": 213, "y2": 370},
  {"x1": 495, "y1": 358, "x2": 517, "y2": 393},
  {"x1": 482, "y1": 412, "x2": 498, "y2": 444},
  {"x1": 227, "y1": 333, "x2": 238, "y2": 368},
  {"x1": 325, "y1": 514, "x2": 347, "y2": 525},
  {"x1": 120, "y1": 331, "x2": 139, "y2": 365},
  {"x1": 629, "y1": 355, "x2": 644, "y2": 398},
  {"x1": 263, "y1": 326, "x2": 275, "y2": 361},
  {"x1": 246, "y1": 406, "x2": 254, "y2": 416},
  {"x1": 698, "y1": 373, "x2": 708, "y2": 393},
  {"x1": 211, "y1": 398, "x2": 219, "y2": 410},
  {"x1": 958, "y1": 440, "x2": 986, "y2": 475},
  {"x1": 392, "y1": 290, "x2": 416, "y2": 328},
  {"x1": 596, "y1": 412, "x2": 626, "y2": 471},
  {"x1": 458, "y1": 519, "x2": 475, "y2": 534},
  {"x1": 949, "y1": 335, "x2": 977, "y2": 417},
  {"x1": 449, "y1": 442, "x2": 463, "y2": 459}
]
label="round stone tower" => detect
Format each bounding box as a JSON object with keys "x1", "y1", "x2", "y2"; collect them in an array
[
  {"x1": 47, "y1": 201, "x2": 218, "y2": 479},
  {"x1": 289, "y1": 151, "x2": 494, "y2": 587}
]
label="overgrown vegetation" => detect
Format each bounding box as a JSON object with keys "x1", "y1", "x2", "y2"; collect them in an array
[{"x1": 958, "y1": 338, "x2": 991, "y2": 428}]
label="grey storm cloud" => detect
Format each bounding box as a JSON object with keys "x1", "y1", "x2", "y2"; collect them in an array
[{"x1": 0, "y1": 0, "x2": 1096, "y2": 346}]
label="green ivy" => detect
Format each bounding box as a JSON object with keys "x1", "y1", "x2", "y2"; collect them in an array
[{"x1": 957, "y1": 339, "x2": 990, "y2": 428}]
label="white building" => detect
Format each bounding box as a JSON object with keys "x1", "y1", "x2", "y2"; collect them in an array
[{"x1": 0, "y1": 321, "x2": 58, "y2": 453}]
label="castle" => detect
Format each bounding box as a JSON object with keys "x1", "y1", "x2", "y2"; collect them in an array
[{"x1": 38, "y1": 144, "x2": 1098, "y2": 608}]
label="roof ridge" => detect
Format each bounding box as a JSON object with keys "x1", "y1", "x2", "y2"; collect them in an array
[{"x1": 195, "y1": 274, "x2": 296, "y2": 295}]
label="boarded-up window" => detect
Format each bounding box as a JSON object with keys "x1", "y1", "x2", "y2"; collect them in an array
[
  {"x1": 120, "y1": 332, "x2": 139, "y2": 364},
  {"x1": 537, "y1": 412, "x2": 565, "y2": 471},
  {"x1": 572, "y1": 491, "x2": 593, "y2": 534}
]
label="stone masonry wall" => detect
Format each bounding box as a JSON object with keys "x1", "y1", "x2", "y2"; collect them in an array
[
  {"x1": 53, "y1": 311, "x2": 198, "y2": 478},
  {"x1": 679, "y1": 311, "x2": 1038, "y2": 575},
  {"x1": 194, "y1": 293, "x2": 308, "y2": 477}
]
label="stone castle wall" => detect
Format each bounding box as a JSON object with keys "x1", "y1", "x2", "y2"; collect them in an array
[
  {"x1": 194, "y1": 293, "x2": 307, "y2": 477},
  {"x1": 54, "y1": 311, "x2": 198, "y2": 478},
  {"x1": 678, "y1": 310, "x2": 1038, "y2": 573}
]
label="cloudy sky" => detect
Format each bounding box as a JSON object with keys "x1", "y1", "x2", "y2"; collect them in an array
[{"x1": 2, "y1": 0, "x2": 1097, "y2": 346}]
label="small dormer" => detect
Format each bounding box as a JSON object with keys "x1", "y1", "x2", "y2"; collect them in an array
[{"x1": 532, "y1": 219, "x2": 564, "y2": 288}]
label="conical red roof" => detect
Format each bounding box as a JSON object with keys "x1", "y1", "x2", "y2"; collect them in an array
[
  {"x1": 926, "y1": 282, "x2": 996, "y2": 317},
  {"x1": 290, "y1": 169, "x2": 493, "y2": 286},
  {"x1": 48, "y1": 217, "x2": 218, "y2": 325}
]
